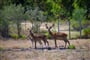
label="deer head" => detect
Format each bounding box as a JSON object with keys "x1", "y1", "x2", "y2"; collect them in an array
[
  {"x1": 45, "y1": 23, "x2": 55, "y2": 36},
  {"x1": 45, "y1": 23, "x2": 54, "y2": 30}
]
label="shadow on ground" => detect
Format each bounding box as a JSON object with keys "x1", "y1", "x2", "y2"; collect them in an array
[{"x1": 0, "y1": 47, "x2": 70, "y2": 52}]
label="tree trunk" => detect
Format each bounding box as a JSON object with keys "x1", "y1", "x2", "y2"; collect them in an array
[
  {"x1": 17, "y1": 21, "x2": 21, "y2": 38},
  {"x1": 58, "y1": 18, "x2": 60, "y2": 32},
  {"x1": 68, "y1": 20, "x2": 71, "y2": 39},
  {"x1": 79, "y1": 20, "x2": 82, "y2": 38},
  {"x1": 1, "y1": 24, "x2": 9, "y2": 38}
]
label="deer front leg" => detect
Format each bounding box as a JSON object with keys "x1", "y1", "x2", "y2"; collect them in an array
[
  {"x1": 55, "y1": 39, "x2": 58, "y2": 48},
  {"x1": 35, "y1": 40, "x2": 37, "y2": 49}
]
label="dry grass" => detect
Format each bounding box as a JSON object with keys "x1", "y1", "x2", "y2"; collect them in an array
[{"x1": 0, "y1": 39, "x2": 90, "y2": 60}]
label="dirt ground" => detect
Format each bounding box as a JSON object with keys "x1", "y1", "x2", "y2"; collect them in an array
[{"x1": 0, "y1": 39, "x2": 90, "y2": 60}]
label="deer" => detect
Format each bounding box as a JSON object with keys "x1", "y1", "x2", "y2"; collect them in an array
[
  {"x1": 28, "y1": 29, "x2": 49, "y2": 49},
  {"x1": 45, "y1": 24, "x2": 70, "y2": 48}
]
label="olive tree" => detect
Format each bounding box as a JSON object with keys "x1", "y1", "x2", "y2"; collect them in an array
[
  {"x1": 72, "y1": 8, "x2": 87, "y2": 38},
  {"x1": 26, "y1": 7, "x2": 47, "y2": 33},
  {"x1": 0, "y1": 4, "x2": 28, "y2": 38}
]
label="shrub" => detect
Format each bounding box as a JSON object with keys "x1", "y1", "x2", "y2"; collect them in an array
[
  {"x1": 68, "y1": 44, "x2": 75, "y2": 49},
  {"x1": 72, "y1": 20, "x2": 90, "y2": 31},
  {"x1": 72, "y1": 22, "x2": 80, "y2": 31},
  {"x1": 20, "y1": 35, "x2": 27, "y2": 40},
  {"x1": 45, "y1": 32, "x2": 51, "y2": 39},
  {"x1": 10, "y1": 34, "x2": 18, "y2": 39},
  {"x1": 40, "y1": 30, "x2": 51, "y2": 39},
  {"x1": 0, "y1": 47, "x2": 4, "y2": 51},
  {"x1": 83, "y1": 28, "x2": 90, "y2": 38}
]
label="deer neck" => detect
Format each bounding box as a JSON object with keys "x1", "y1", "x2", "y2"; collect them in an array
[
  {"x1": 48, "y1": 29, "x2": 53, "y2": 36},
  {"x1": 30, "y1": 31, "x2": 35, "y2": 38}
]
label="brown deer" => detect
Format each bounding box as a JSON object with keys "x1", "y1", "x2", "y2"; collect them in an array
[
  {"x1": 45, "y1": 24, "x2": 70, "y2": 48},
  {"x1": 28, "y1": 29, "x2": 49, "y2": 49}
]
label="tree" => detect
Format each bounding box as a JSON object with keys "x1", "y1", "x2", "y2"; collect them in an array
[
  {"x1": 72, "y1": 8, "x2": 87, "y2": 38},
  {"x1": 0, "y1": 4, "x2": 28, "y2": 38},
  {"x1": 26, "y1": 7, "x2": 47, "y2": 33}
]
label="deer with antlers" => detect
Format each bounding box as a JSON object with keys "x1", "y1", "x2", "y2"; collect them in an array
[
  {"x1": 28, "y1": 29, "x2": 49, "y2": 49},
  {"x1": 45, "y1": 24, "x2": 70, "y2": 48}
]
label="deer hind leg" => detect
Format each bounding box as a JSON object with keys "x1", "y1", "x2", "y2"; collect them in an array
[
  {"x1": 64, "y1": 42, "x2": 67, "y2": 48},
  {"x1": 38, "y1": 40, "x2": 43, "y2": 48},
  {"x1": 43, "y1": 38, "x2": 49, "y2": 47},
  {"x1": 64, "y1": 38, "x2": 70, "y2": 48},
  {"x1": 46, "y1": 40, "x2": 49, "y2": 47}
]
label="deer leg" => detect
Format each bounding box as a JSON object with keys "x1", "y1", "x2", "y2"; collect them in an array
[
  {"x1": 38, "y1": 40, "x2": 43, "y2": 48},
  {"x1": 35, "y1": 40, "x2": 37, "y2": 49},
  {"x1": 55, "y1": 39, "x2": 58, "y2": 48},
  {"x1": 67, "y1": 40, "x2": 70, "y2": 46},
  {"x1": 43, "y1": 38, "x2": 49, "y2": 47},
  {"x1": 28, "y1": 36, "x2": 34, "y2": 48},
  {"x1": 46, "y1": 41, "x2": 49, "y2": 47},
  {"x1": 31, "y1": 40, "x2": 33, "y2": 48},
  {"x1": 64, "y1": 38, "x2": 70, "y2": 48},
  {"x1": 65, "y1": 39, "x2": 70, "y2": 47},
  {"x1": 64, "y1": 42, "x2": 67, "y2": 48}
]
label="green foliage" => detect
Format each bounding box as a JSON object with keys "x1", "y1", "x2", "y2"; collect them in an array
[
  {"x1": 10, "y1": 34, "x2": 18, "y2": 39},
  {"x1": 10, "y1": 34, "x2": 27, "y2": 40},
  {"x1": 0, "y1": 47, "x2": 4, "y2": 51},
  {"x1": 45, "y1": 32, "x2": 51, "y2": 39},
  {"x1": 68, "y1": 44, "x2": 76, "y2": 49},
  {"x1": 20, "y1": 35, "x2": 27, "y2": 40},
  {"x1": 71, "y1": 20, "x2": 90, "y2": 31},
  {"x1": 39, "y1": 30, "x2": 51, "y2": 39},
  {"x1": 72, "y1": 8, "x2": 87, "y2": 20},
  {"x1": 26, "y1": 7, "x2": 47, "y2": 33},
  {"x1": 0, "y1": 4, "x2": 30, "y2": 37},
  {"x1": 1, "y1": 4, "x2": 27, "y2": 21},
  {"x1": 83, "y1": 28, "x2": 90, "y2": 38}
]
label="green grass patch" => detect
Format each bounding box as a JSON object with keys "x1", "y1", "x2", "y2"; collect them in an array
[
  {"x1": 0, "y1": 47, "x2": 4, "y2": 51},
  {"x1": 68, "y1": 44, "x2": 76, "y2": 49}
]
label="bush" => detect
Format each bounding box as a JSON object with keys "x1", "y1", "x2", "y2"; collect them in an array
[
  {"x1": 20, "y1": 35, "x2": 27, "y2": 40},
  {"x1": 45, "y1": 32, "x2": 51, "y2": 39},
  {"x1": 72, "y1": 22, "x2": 80, "y2": 31},
  {"x1": 40, "y1": 30, "x2": 51, "y2": 39},
  {"x1": 68, "y1": 44, "x2": 75, "y2": 49},
  {"x1": 10, "y1": 34, "x2": 27, "y2": 40},
  {"x1": 72, "y1": 20, "x2": 90, "y2": 31},
  {"x1": 0, "y1": 47, "x2": 4, "y2": 51},
  {"x1": 83, "y1": 28, "x2": 90, "y2": 38},
  {"x1": 10, "y1": 34, "x2": 18, "y2": 39}
]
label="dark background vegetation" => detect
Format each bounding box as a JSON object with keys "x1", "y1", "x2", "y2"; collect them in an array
[{"x1": 0, "y1": 0, "x2": 90, "y2": 39}]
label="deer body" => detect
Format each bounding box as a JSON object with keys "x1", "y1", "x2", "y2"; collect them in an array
[
  {"x1": 46, "y1": 24, "x2": 70, "y2": 48},
  {"x1": 29, "y1": 29, "x2": 49, "y2": 49}
]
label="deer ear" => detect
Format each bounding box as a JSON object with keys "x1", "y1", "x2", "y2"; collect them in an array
[
  {"x1": 27, "y1": 28, "x2": 29, "y2": 30},
  {"x1": 52, "y1": 24, "x2": 55, "y2": 26},
  {"x1": 45, "y1": 24, "x2": 48, "y2": 29}
]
